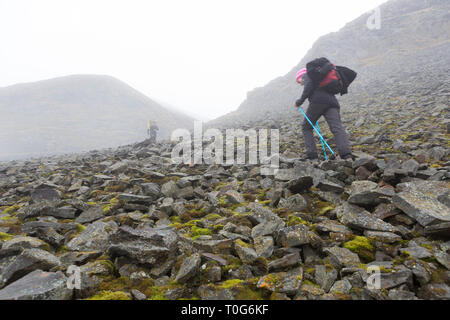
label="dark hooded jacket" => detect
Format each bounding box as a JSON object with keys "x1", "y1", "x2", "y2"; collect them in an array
[{"x1": 295, "y1": 73, "x2": 340, "y2": 108}]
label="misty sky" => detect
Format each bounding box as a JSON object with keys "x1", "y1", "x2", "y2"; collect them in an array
[{"x1": 0, "y1": 0, "x2": 387, "y2": 120}]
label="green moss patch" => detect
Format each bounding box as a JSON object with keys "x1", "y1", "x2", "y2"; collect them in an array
[
  {"x1": 191, "y1": 226, "x2": 212, "y2": 238},
  {"x1": 204, "y1": 213, "x2": 222, "y2": 220},
  {"x1": 235, "y1": 239, "x2": 252, "y2": 248},
  {"x1": 344, "y1": 236, "x2": 375, "y2": 262},
  {"x1": 86, "y1": 291, "x2": 131, "y2": 300},
  {"x1": 2, "y1": 204, "x2": 23, "y2": 215},
  {"x1": 0, "y1": 232, "x2": 13, "y2": 241},
  {"x1": 216, "y1": 279, "x2": 268, "y2": 300}
]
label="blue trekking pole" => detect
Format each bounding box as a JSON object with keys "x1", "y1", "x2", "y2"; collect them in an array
[
  {"x1": 316, "y1": 121, "x2": 328, "y2": 160},
  {"x1": 298, "y1": 107, "x2": 335, "y2": 156}
]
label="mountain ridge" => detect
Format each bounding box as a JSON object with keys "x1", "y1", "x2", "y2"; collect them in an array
[
  {"x1": 0, "y1": 74, "x2": 195, "y2": 161},
  {"x1": 207, "y1": 0, "x2": 450, "y2": 128},
  {"x1": 0, "y1": 0, "x2": 449, "y2": 301}
]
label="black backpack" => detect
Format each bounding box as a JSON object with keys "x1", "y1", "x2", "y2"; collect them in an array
[
  {"x1": 306, "y1": 57, "x2": 332, "y2": 85},
  {"x1": 306, "y1": 57, "x2": 357, "y2": 95},
  {"x1": 335, "y1": 66, "x2": 357, "y2": 95}
]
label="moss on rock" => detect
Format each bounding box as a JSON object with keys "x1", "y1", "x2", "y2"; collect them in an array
[
  {"x1": 0, "y1": 231, "x2": 13, "y2": 241},
  {"x1": 343, "y1": 236, "x2": 375, "y2": 262},
  {"x1": 77, "y1": 224, "x2": 86, "y2": 233},
  {"x1": 86, "y1": 291, "x2": 131, "y2": 300}
]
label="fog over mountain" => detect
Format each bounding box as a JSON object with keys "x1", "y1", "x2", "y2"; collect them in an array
[
  {"x1": 0, "y1": 75, "x2": 194, "y2": 160},
  {"x1": 207, "y1": 0, "x2": 450, "y2": 128},
  {"x1": 0, "y1": 0, "x2": 449, "y2": 302},
  {"x1": 2, "y1": 0, "x2": 447, "y2": 162}
]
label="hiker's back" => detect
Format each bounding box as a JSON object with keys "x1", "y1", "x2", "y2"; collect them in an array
[
  {"x1": 306, "y1": 57, "x2": 357, "y2": 97},
  {"x1": 303, "y1": 57, "x2": 357, "y2": 108},
  {"x1": 303, "y1": 74, "x2": 340, "y2": 107}
]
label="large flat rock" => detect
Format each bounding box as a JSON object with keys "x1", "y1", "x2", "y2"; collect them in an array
[
  {"x1": 0, "y1": 248, "x2": 61, "y2": 288},
  {"x1": 66, "y1": 220, "x2": 118, "y2": 251},
  {"x1": 0, "y1": 270, "x2": 72, "y2": 300},
  {"x1": 107, "y1": 225, "x2": 178, "y2": 266},
  {"x1": 336, "y1": 202, "x2": 398, "y2": 233},
  {"x1": 393, "y1": 181, "x2": 450, "y2": 226}
]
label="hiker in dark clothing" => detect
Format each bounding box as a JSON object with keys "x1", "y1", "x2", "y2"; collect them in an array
[
  {"x1": 294, "y1": 68, "x2": 353, "y2": 160},
  {"x1": 147, "y1": 120, "x2": 159, "y2": 143}
]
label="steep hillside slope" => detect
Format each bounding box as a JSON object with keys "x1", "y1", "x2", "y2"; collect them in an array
[
  {"x1": 0, "y1": 93, "x2": 448, "y2": 300},
  {"x1": 208, "y1": 0, "x2": 450, "y2": 128}
]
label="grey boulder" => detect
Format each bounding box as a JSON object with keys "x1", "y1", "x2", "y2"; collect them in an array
[{"x1": 0, "y1": 270, "x2": 72, "y2": 300}]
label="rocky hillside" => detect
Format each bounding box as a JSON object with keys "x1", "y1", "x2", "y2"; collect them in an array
[
  {"x1": 0, "y1": 75, "x2": 195, "y2": 161},
  {"x1": 0, "y1": 0, "x2": 448, "y2": 301},
  {"x1": 207, "y1": 0, "x2": 450, "y2": 128},
  {"x1": 0, "y1": 90, "x2": 448, "y2": 299}
]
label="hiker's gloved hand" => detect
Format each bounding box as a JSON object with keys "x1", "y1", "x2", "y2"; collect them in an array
[{"x1": 295, "y1": 99, "x2": 303, "y2": 107}]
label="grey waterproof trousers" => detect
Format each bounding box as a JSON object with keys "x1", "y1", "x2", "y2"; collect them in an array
[{"x1": 301, "y1": 103, "x2": 351, "y2": 159}]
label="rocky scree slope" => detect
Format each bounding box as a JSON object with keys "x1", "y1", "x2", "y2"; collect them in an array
[
  {"x1": 0, "y1": 100, "x2": 449, "y2": 300},
  {"x1": 207, "y1": 0, "x2": 450, "y2": 128}
]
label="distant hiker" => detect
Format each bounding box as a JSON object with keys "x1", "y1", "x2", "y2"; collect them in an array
[
  {"x1": 147, "y1": 120, "x2": 159, "y2": 143},
  {"x1": 294, "y1": 58, "x2": 357, "y2": 161}
]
